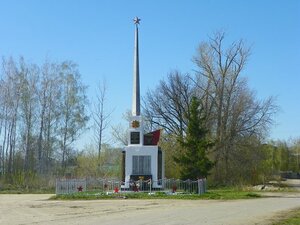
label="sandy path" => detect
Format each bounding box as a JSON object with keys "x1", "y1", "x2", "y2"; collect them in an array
[{"x1": 0, "y1": 194, "x2": 299, "y2": 225}]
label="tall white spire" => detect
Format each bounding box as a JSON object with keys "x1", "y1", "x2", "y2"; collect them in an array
[{"x1": 132, "y1": 17, "x2": 141, "y2": 116}]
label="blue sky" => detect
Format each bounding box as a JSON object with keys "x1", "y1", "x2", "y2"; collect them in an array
[{"x1": 0, "y1": 0, "x2": 299, "y2": 147}]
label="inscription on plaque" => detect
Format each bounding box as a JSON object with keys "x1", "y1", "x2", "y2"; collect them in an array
[{"x1": 130, "y1": 131, "x2": 140, "y2": 144}]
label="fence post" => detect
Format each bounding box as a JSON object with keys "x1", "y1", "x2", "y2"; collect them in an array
[
  {"x1": 85, "y1": 178, "x2": 87, "y2": 192},
  {"x1": 198, "y1": 179, "x2": 204, "y2": 195},
  {"x1": 56, "y1": 178, "x2": 58, "y2": 195}
]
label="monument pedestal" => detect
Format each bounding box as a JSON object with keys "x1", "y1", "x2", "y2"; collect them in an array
[{"x1": 122, "y1": 145, "x2": 164, "y2": 189}]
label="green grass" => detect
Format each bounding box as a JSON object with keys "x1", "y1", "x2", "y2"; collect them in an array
[
  {"x1": 204, "y1": 188, "x2": 261, "y2": 200},
  {"x1": 50, "y1": 188, "x2": 261, "y2": 200},
  {"x1": 272, "y1": 208, "x2": 300, "y2": 225}
]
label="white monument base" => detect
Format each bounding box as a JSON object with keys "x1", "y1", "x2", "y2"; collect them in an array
[{"x1": 122, "y1": 145, "x2": 164, "y2": 189}]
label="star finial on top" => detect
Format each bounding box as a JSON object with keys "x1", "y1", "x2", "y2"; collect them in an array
[{"x1": 133, "y1": 17, "x2": 141, "y2": 25}]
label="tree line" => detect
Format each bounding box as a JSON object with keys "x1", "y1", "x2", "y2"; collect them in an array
[
  {"x1": 0, "y1": 57, "x2": 89, "y2": 186},
  {"x1": 143, "y1": 32, "x2": 299, "y2": 185},
  {"x1": 0, "y1": 32, "x2": 299, "y2": 189}
]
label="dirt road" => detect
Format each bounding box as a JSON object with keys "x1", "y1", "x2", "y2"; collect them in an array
[{"x1": 0, "y1": 194, "x2": 299, "y2": 225}]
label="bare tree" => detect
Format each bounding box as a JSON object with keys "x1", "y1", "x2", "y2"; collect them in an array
[
  {"x1": 18, "y1": 58, "x2": 39, "y2": 173},
  {"x1": 0, "y1": 58, "x2": 21, "y2": 177},
  {"x1": 92, "y1": 80, "x2": 113, "y2": 160},
  {"x1": 143, "y1": 32, "x2": 277, "y2": 184},
  {"x1": 0, "y1": 57, "x2": 90, "y2": 183},
  {"x1": 36, "y1": 62, "x2": 51, "y2": 174},
  {"x1": 143, "y1": 70, "x2": 194, "y2": 139},
  {"x1": 111, "y1": 123, "x2": 128, "y2": 146},
  {"x1": 36, "y1": 61, "x2": 61, "y2": 174},
  {"x1": 193, "y1": 32, "x2": 277, "y2": 182},
  {"x1": 58, "y1": 61, "x2": 89, "y2": 169},
  {"x1": 111, "y1": 111, "x2": 132, "y2": 147}
]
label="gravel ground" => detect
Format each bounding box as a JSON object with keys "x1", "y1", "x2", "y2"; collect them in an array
[
  {"x1": 281, "y1": 178, "x2": 300, "y2": 189},
  {"x1": 0, "y1": 193, "x2": 300, "y2": 225}
]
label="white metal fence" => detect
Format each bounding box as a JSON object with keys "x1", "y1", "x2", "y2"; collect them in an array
[
  {"x1": 55, "y1": 179, "x2": 87, "y2": 194},
  {"x1": 56, "y1": 178, "x2": 207, "y2": 195}
]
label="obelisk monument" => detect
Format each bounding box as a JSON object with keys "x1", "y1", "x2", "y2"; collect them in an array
[
  {"x1": 121, "y1": 17, "x2": 164, "y2": 189},
  {"x1": 132, "y1": 16, "x2": 141, "y2": 117}
]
